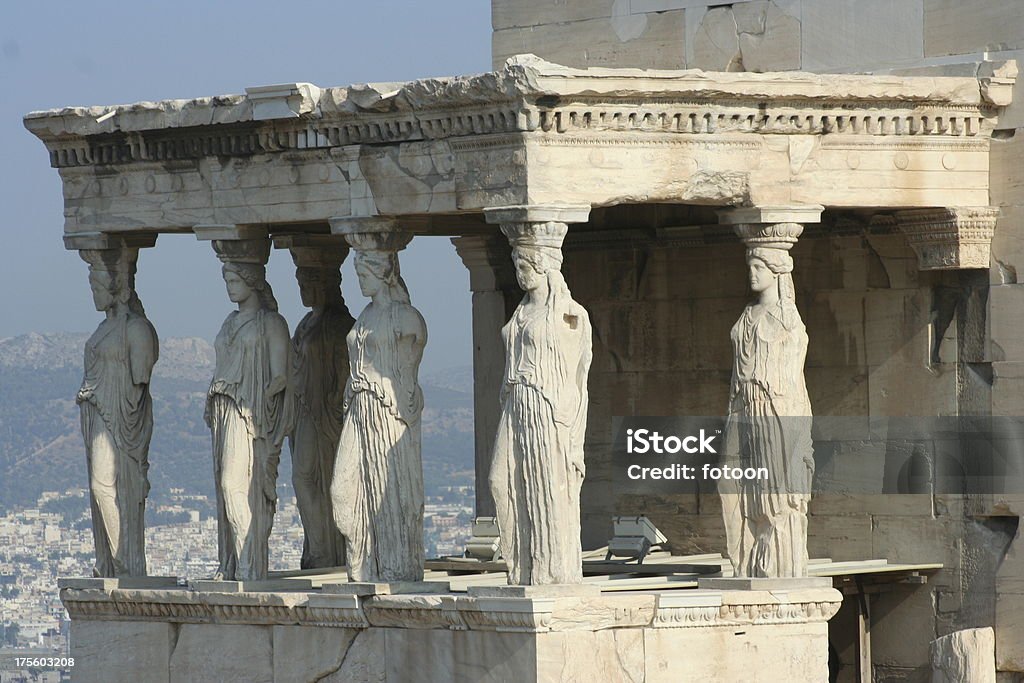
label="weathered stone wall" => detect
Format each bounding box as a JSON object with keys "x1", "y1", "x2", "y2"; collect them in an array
[{"x1": 491, "y1": 0, "x2": 1024, "y2": 77}]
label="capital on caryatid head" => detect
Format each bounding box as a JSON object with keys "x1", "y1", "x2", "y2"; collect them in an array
[
  {"x1": 67, "y1": 233, "x2": 157, "y2": 303},
  {"x1": 195, "y1": 224, "x2": 271, "y2": 265},
  {"x1": 273, "y1": 233, "x2": 350, "y2": 270},
  {"x1": 484, "y1": 205, "x2": 591, "y2": 252},
  {"x1": 329, "y1": 216, "x2": 426, "y2": 253},
  {"x1": 718, "y1": 205, "x2": 823, "y2": 250}
]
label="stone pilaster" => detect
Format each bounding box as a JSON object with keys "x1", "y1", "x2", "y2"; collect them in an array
[
  {"x1": 451, "y1": 234, "x2": 522, "y2": 519},
  {"x1": 894, "y1": 207, "x2": 1000, "y2": 270}
]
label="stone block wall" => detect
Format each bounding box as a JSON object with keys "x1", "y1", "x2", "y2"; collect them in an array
[{"x1": 491, "y1": 0, "x2": 1024, "y2": 75}]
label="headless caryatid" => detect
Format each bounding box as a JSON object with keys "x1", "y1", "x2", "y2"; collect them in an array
[
  {"x1": 288, "y1": 244, "x2": 354, "y2": 570},
  {"x1": 205, "y1": 238, "x2": 291, "y2": 581},
  {"x1": 330, "y1": 226, "x2": 427, "y2": 583},
  {"x1": 76, "y1": 246, "x2": 159, "y2": 578},
  {"x1": 489, "y1": 217, "x2": 592, "y2": 586},
  {"x1": 720, "y1": 221, "x2": 814, "y2": 578}
]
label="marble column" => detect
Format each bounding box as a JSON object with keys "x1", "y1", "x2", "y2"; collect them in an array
[
  {"x1": 67, "y1": 232, "x2": 159, "y2": 578},
  {"x1": 451, "y1": 235, "x2": 522, "y2": 520},
  {"x1": 274, "y1": 234, "x2": 355, "y2": 570},
  {"x1": 716, "y1": 205, "x2": 822, "y2": 579},
  {"x1": 196, "y1": 225, "x2": 292, "y2": 582},
  {"x1": 483, "y1": 205, "x2": 593, "y2": 586},
  {"x1": 328, "y1": 216, "x2": 427, "y2": 583}
]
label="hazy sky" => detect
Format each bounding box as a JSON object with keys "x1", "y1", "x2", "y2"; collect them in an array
[{"x1": 0, "y1": 1, "x2": 491, "y2": 374}]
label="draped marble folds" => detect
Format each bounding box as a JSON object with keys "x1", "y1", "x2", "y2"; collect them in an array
[
  {"x1": 286, "y1": 241, "x2": 354, "y2": 570},
  {"x1": 205, "y1": 238, "x2": 291, "y2": 582},
  {"x1": 330, "y1": 224, "x2": 427, "y2": 583},
  {"x1": 719, "y1": 218, "x2": 815, "y2": 579},
  {"x1": 77, "y1": 246, "x2": 159, "y2": 578},
  {"x1": 487, "y1": 211, "x2": 592, "y2": 586}
]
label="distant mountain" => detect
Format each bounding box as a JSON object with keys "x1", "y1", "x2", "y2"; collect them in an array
[{"x1": 0, "y1": 332, "x2": 474, "y2": 512}]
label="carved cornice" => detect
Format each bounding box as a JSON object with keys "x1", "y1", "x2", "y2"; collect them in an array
[
  {"x1": 894, "y1": 207, "x2": 999, "y2": 270},
  {"x1": 25, "y1": 56, "x2": 1011, "y2": 170},
  {"x1": 61, "y1": 586, "x2": 843, "y2": 633}
]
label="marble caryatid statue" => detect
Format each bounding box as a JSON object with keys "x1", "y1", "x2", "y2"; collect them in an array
[
  {"x1": 77, "y1": 247, "x2": 159, "y2": 578},
  {"x1": 205, "y1": 239, "x2": 292, "y2": 581},
  {"x1": 288, "y1": 243, "x2": 354, "y2": 570},
  {"x1": 721, "y1": 223, "x2": 814, "y2": 578},
  {"x1": 330, "y1": 228, "x2": 427, "y2": 583},
  {"x1": 490, "y1": 220, "x2": 593, "y2": 585}
]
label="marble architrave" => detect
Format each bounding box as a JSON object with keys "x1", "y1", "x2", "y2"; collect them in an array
[
  {"x1": 199, "y1": 229, "x2": 292, "y2": 582},
  {"x1": 718, "y1": 206, "x2": 821, "y2": 579},
  {"x1": 24, "y1": 57, "x2": 1011, "y2": 238},
  {"x1": 75, "y1": 238, "x2": 159, "y2": 578},
  {"x1": 329, "y1": 218, "x2": 428, "y2": 583},
  {"x1": 485, "y1": 205, "x2": 593, "y2": 586},
  {"x1": 276, "y1": 235, "x2": 355, "y2": 570}
]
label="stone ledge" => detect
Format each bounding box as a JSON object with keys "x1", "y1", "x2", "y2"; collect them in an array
[{"x1": 60, "y1": 584, "x2": 843, "y2": 633}]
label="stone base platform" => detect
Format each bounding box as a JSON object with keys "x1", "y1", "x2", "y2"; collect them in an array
[{"x1": 61, "y1": 582, "x2": 842, "y2": 682}]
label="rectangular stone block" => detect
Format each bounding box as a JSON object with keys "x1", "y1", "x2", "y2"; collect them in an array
[
  {"x1": 271, "y1": 626, "x2": 360, "y2": 682},
  {"x1": 995, "y1": 591, "x2": 1024, "y2": 671},
  {"x1": 804, "y1": 367, "x2": 869, "y2": 418},
  {"x1": 644, "y1": 621, "x2": 829, "y2": 682},
  {"x1": 990, "y1": 135, "x2": 1024, "y2": 206},
  {"x1": 802, "y1": 0, "x2": 924, "y2": 72},
  {"x1": 170, "y1": 624, "x2": 272, "y2": 683},
  {"x1": 992, "y1": 362, "x2": 1024, "y2": 417},
  {"x1": 863, "y1": 288, "x2": 931, "y2": 367},
  {"x1": 872, "y1": 516, "x2": 960, "y2": 566},
  {"x1": 492, "y1": 11, "x2": 686, "y2": 70},
  {"x1": 989, "y1": 285, "x2": 1024, "y2": 362},
  {"x1": 384, "y1": 628, "x2": 537, "y2": 683},
  {"x1": 803, "y1": 290, "x2": 867, "y2": 368},
  {"x1": 987, "y1": 48, "x2": 1024, "y2": 131},
  {"x1": 536, "y1": 629, "x2": 645, "y2": 682},
  {"x1": 925, "y1": 0, "x2": 1024, "y2": 57},
  {"x1": 989, "y1": 205, "x2": 1024, "y2": 286},
  {"x1": 71, "y1": 620, "x2": 171, "y2": 683},
  {"x1": 807, "y1": 513, "x2": 872, "y2": 562},
  {"x1": 871, "y1": 581, "x2": 937, "y2": 669},
  {"x1": 319, "y1": 629, "x2": 386, "y2": 682},
  {"x1": 491, "y1": 0, "x2": 615, "y2": 30},
  {"x1": 692, "y1": 297, "x2": 746, "y2": 370}
]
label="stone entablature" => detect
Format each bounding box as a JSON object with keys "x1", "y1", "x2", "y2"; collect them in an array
[
  {"x1": 60, "y1": 585, "x2": 841, "y2": 632},
  {"x1": 22, "y1": 55, "x2": 1015, "y2": 235}
]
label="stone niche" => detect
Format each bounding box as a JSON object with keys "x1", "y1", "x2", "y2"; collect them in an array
[{"x1": 62, "y1": 584, "x2": 841, "y2": 683}]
